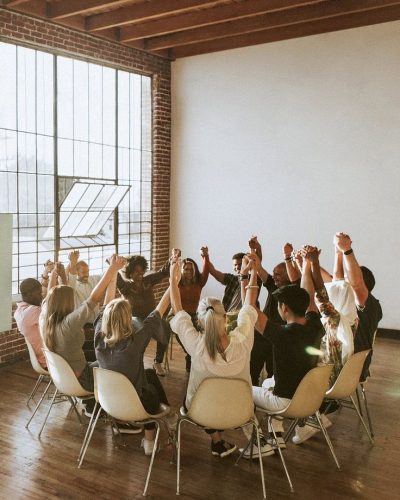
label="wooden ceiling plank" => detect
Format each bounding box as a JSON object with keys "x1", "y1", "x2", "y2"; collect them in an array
[
  {"x1": 120, "y1": 0, "x2": 324, "y2": 42},
  {"x1": 85, "y1": 0, "x2": 224, "y2": 31},
  {"x1": 3, "y1": 0, "x2": 47, "y2": 16},
  {"x1": 2, "y1": 0, "x2": 31, "y2": 6},
  {"x1": 49, "y1": 1, "x2": 131, "y2": 20},
  {"x1": 171, "y1": 4, "x2": 400, "y2": 58},
  {"x1": 147, "y1": 0, "x2": 400, "y2": 50}
]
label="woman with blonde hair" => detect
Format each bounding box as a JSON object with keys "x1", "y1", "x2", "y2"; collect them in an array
[
  {"x1": 41, "y1": 256, "x2": 126, "y2": 415},
  {"x1": 169, "y1": 253, "x2": 259, "y2": 458},
  {"x1": 94, "y1": 268, "x2": 172, "y2": 456}
]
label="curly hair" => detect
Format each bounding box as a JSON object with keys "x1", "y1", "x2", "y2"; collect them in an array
[{"x1": 125, "y1": 255, "x2": 148, "y2": 275}]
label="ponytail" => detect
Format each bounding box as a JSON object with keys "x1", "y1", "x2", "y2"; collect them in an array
[{"x1": 197, "y1": 297, "x2": 226, "y2": 361}]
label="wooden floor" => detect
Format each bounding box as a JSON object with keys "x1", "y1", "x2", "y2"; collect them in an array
[{"x1": 1, "y1": 337, "x2": 399, "y2": 500}]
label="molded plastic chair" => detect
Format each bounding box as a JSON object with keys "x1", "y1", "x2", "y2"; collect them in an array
[
  {"x1": 37, "y1": 349, "x2": 94, "y2": 438},
  {"x1": 254, "y1": 364, "x2": 338, "y2": 493},
  {"x1": 325, "y1": 350, "x2": 373, "y2": 443},
  {"x1": 25, "y1": 337, "x2": 50, "y2": 405},
  {"x1": 176, "y1": 378, "x2": 267, "y2": 499},
  {"x1": 78, "y1": 367, "x2": 171, "y2": 497},
  {"x1": 356, "y1": 332, "x2": 377, "y2": 437}
]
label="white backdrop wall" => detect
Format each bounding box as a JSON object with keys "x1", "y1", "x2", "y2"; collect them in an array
[{"x1": 171, "y1": 21, "x2": 400, "y2": 329}]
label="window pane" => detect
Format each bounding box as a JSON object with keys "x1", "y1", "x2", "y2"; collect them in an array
[
  {"x1": 57, "y1": 57, "x2": 73, "y2": 139},
  {"x1": 73, "y1": 60, "x2": 89, "y2": 141},
  {"x1": 74, "y1": 140, "x2": 89, "y2": 177},
  {"x1": 0, "y1": 42, "x2": 17, "y2": 130},
  {"x1": 142, "y1": 151, "x2": 152, "y2": 182},
  {"x1": 37, "y1": 174, "x2": 54, "y2": 213},
  {"x1": 58, "y1": 138, "x2": 73, "y2": 175},
  {"x1": 17, "y1": 47, "x2": 36, "y2": 133},
  {"x1": 18, "y1": 132, "x2": 36, "y2": 173},
  {"x1": 118, "y1": 147, "x2": 129, "y2": 181},
  {"x1": 0, "y1": 129, "x2": 17, "y2": 172},
  {"x1": 117, "y1": 71, "x2": 129, "y2": 148},
  {"x1": 37, "y1": 135, "x2": 54, "y2": 174},
  {"x1": 103, "y1": 145, "x2": 115, "y2": 179},
  {"x1": 142, "y1": 76, "x2": 152, "y2": 151},
  {"x1": 142, "y1": 182, "x2": 151, "y2": 212},
  {"x1": 62, "y1": 182, "x2": 88, "y2": 210},
  {"x1": 89, "y1": 63, "x2": 102, "y2": 143},
  {"x1": 60, "y1": 211, "x2": 83, "y2": 237},
  {"x1": 75, "y1": 183, "x2": 102, "y2": 209},
  {"x1": 103, "y1": 67, "x2": 115, "y2": 146},
  {"x1": 131, "y1": 149, "x2": 141, "y2": 181},
  {"x1": 0, "y1": 172, "x2": 17, "y2": 212},
  {"x1": 18, "y1": 173, "x2": 37, "y2": 213},
  {"x1": 89, "y1": 142, "x2": 102, "y2": 178},
  {"x1": 130, "y1": 74, "x2": 141, "y2": 149},
  {"x1": 36, "y1": 51, "x2": 54, "y2": 136},
  {"x1": 74, "y1": 211, "x2": 100, "y2": 236}
]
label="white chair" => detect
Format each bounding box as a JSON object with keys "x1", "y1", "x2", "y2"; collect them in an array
[
  {"x1": 176, "y1": 378, "x2": 267, "y2": 499},
  {"x1": 24, "y1": 337, "x2": 50, "y2": 405},
  {"x1": 324, "y1": 350, "x2": 373, "y2": 443},
  {"x1": 253, "y1": 364, "x2": 338, "y2": 493},
  {"x1": 37, "y1": 349, "x2": 94, "y2": 438},
  {"x1": 78, "y1": 367, "x2": 171, "y2": 497}
]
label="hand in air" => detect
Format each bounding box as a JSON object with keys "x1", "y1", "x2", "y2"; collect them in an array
[{"x1": 334, "y1": 232, "x2": 352, "y2": 253}]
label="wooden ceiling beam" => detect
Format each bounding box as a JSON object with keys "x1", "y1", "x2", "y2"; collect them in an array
[
  {"x1": 49, "y1": 0, "x2": 132, "y2": 20},
  {"x1": 170, "y1": 4, "x2": 400, "y2": 58},
  {"x1": 2, "y1": 0, "x2": 47, "y2": 16},
  {"x1": 147, "y1": 0, "x2": 400, "y2": 50},
  {"x1": 85, "y1": 0, "x2": 224, "y2": 31},
  {"x1": 1, "y1": 0, "x2": 31, "y2": 6},
  {"x1": 120, "y1": 0, "x2": 323, "y2": 42}
]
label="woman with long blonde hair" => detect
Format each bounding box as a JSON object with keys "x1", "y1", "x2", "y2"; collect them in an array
[
  {"x1": 41, "y1": 255, "x2": 126, "y2": 415},
  {"x1": 169, "y1": 252, "x2": 259, "y2": 458},
  {"x1": 94, "y1": 268, "x2": 173, "y2": 455}
]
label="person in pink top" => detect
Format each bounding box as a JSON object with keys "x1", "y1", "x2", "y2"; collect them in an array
[{"x1": 14, "y1": 278, "x2": 46, "y2": 369}]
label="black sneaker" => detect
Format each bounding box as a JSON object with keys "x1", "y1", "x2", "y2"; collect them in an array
[
  {"x1": 211, "y1": 440, "x2": 237, "y2": 458},
  {"x1": 113, "y1": 422, "x2": 142, "y2": 435}
]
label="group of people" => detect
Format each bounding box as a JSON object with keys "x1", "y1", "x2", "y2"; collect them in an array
[{"x1": 15, "y1": 232, "x2": 382, "y2": 458}]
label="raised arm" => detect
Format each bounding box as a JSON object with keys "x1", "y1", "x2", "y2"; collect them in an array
[
  {"x1": 207, "y1": 247, "x2": 225, "y2": 284},
  {"x1": 248, "y1": 235, "x2": 263, "y2": 262},
  {"x1": 283, "y1": 242, "x2": 301, "y2": 283},
  {"x1": 300, "y1": 246, "x2": 318, "y2": 313},
  {"x1": 103, "y1": 256, "x2": 126, "y2": 305},
  {"x1": 170, "y1": 260, "x2": 183, "y2": 314},
  {"x1": 155, "y1": 286, "x2": 171, "y2": 317},
  {"x1": 333, "y1": 241, "x2": 345, "y2": 281},
  {"x1": 90, "y1": 255, "x2": 126, "y2": 304},
  {"x1": 335, "y1": 233, "x2": 368, "y2": 306},
  {"x1": 199, "y1": 246, "x2": 210, "y2": 287}
]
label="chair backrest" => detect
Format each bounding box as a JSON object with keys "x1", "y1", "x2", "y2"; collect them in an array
[
  {"x1": 93, "y1": 368, "x2": 150, "y2": 422},
  {"x1": 43, "y1": 349, "x2": 92, "y2": 397},
  {"x1": 280, "y1": 364, "x2": 333, "y2": 419},
  {"x1": 326, "y1": 350, "x2": 371, "y2": 400},
  {"x1": 25, "y1": 338, "x2": 48, "y2": 375},
  {"x1": 187, "y1": 378, "x2": 254, "y2": 429}
]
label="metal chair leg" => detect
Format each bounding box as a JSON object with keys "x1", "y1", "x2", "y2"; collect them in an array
[
  {"x1": 360, "y1": 383, "x2": 374, "y2": 437},
  {"x1": 270, "y1": 416, "x2": 294, "y2": 492},
  {"x1": 38, "y1": 388, "x2": 58, "y2": 438},
  {"x1": 77, "y1": 402, "x2": 100, "y2": 467},
  {"x1": 254, "y1": 422, "x2": 267, "y2": 499},
  {"x1": 143, "y1": 421, "x2": 160, "y2": 496},
  {"x1": 349, "y1": 395, "x2": 374, "y2": 444},
  {"x1": 27, "y1": 374, "x2": 45, "y2": 405},
  {"x1": 355, "y1": 386, "x2": 363, "y2": 415},
  {"x1": 315, "y1": 411, "x2": 341, "y2": 469},
  {"x1": 25, "y1": 379, "x2": 53, "y2": 429},
  {"x1": 283, "y1": 418, "x2": 298, "y2": 442},
  {"x1": 68, "y1": 396, "x2": 83, "y2": 424},
  {"x1": 176, "y1": 419, "x2": 183, "y2": 495}
]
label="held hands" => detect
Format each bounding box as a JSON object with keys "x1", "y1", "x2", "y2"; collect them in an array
[
  {"x1": 300, "y1": 245, "x2": 320, "y2": 263},
  {"x1": 283, "y1": 243, "x2": 293, "y2": 258},
  {"x1": 248, "y1": 235, "x2": 261, "y2": 255},
  {"x1": 68, "y1": 250, "x2": 80, "y2": 265},
  {"x1": 200, "y1": 246, "x2": 209, "y2": 258},
  {"x1": 55, "y1": 262, "x2": 65, "y2": 274},
  {"x1": 109, "y1": 254, "x2": 127, "y2": 271},
  {"x1": 43, "y1": 260, "x2": 55, "y2": 275},
  {"x1": 334, "y1": 232, "x2": 352, "y2": 253},
  {"x1": 170, "y1": 248, "x2": 181, "y2": 263}
]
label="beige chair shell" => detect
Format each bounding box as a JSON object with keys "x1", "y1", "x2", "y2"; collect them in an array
[
  {"x1": 78, "y1": 367, "x2": 171, "y2": 497},
  {"x1": 177, "y1": 377, "x2": 266, "y2": 499},
  {"x1": 25, "y1": 337, "x2": 49, "y2": 404},
  {"x1": 326, "y1": 350, "x2": 371, "y2": 400}
]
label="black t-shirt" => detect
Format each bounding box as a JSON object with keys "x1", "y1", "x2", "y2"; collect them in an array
[
  {"x1": 354, "y1": 293, "x2": 383, "y2": 380},
  {"x1": 263, "y1": 311, "x2": 324, "y2": 399}
]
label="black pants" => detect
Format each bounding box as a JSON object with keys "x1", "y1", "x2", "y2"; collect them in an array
[
  {"x1": 154, "y1": 320, "x2": 172, "y2": 364},
  {"x1": 141, "y1": 368, "x2": 169, "y2": 429},
  {"x1": 78, "y1": 361, "x2": 98, "y2": 410},
  {"x1": 250, "y1": 331, "x2": 274, "y2": 386}
]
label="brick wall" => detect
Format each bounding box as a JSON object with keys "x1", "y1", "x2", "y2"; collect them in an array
[{"x1": 0, "y1": 8, "x2": 171, "y2": 365}]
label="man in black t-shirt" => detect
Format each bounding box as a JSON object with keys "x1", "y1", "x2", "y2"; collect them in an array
[{"x1": 335, "y1": 233, "x2": 383, "y2": 381}]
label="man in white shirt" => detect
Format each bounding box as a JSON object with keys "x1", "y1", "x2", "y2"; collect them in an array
[{"x1": 67, "y1": 250, "x2": 101, "y2": 308}]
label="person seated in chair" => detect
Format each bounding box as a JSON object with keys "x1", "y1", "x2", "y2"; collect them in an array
[
  {"x1": 15, "y1": 278, "x2": 46, "y2": 369},
  {"x1": 94, "y1": 275, "x2": 173, "y2": 455},
  {"x1": 169, "y1": 252, "x2": 259, "y2": 458}
]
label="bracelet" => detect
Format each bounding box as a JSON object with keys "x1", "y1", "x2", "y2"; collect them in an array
[
  {"x1": 239, "y1": 274, "x2": 249, "y2": 281},
  {"x1": 245, "y1": 285, "x2": 259, "y2": 290},
  {"x1": 343, "y1": 249, "x2": 353, "y2": 256}
]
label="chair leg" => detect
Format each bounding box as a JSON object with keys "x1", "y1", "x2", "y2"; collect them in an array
[
  {"x1": 176, "y1": 419, "x2": 183, "y2": 495},
  {"x1": 270, "y1": 416, "x2": 294, "y2": 493},
  {"x1": 27, "y1": 374, "x2": 44, "y2": 405},
  {"x1": 355, "y1": 386, "x2": 363, "y2": 415},
  {"x1": 315, "y1": 411, "x2": 341, "y2": 470},
  {"x1": 25, "y1": 379, "x2": 52, "y2": 429},
  {"x1": 360, "y1": 383, "x2": 374, "y2": 437},
  {"x1": 38, "y1": 388, "x2": 58, "y2": 438},
  {"x1": 283, "y1": 419, "x2": 298, "y2": 443},
  {"x1": 235, "y1": 425, "x2": 255, "y2": 465},
  {"x1": 78, "y1": 402, "x2": 100, "y2": 467},
  {"x1": 67, "y1": 396, "x2": 83, "y2": 424},
  {"x1": 349, "y1": 395, "x2": 374, "y2": 444},
  {"x1": 254, "y1": 422, "x2": 267, "y2": 500},
  {"x1": 143, "y1": 421, "x2": 160, "y2": 496}
]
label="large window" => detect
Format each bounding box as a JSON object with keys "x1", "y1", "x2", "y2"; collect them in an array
[{"x1": 0, "y1": 42, "x2": 152, "y2": 294}]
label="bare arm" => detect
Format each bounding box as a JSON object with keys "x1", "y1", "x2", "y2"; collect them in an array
[
  {"x1": 90, "y1": 255, "x2": 126, "y2": 304},
  {"x1": 333, "y1": 247, "x2": 345, "y2": 281},
  {"x1": 300, "y1": 248, "x2": 318, "y2": 313},
  {"x1": 103, "y1": 277, "x2": 117, "y2": 305},
  {"x1": 170, "y1": 261, "x2": 183, "y2": 314},
  {"x1": 199, "y1": 246, "x2": 210, "y2": 287},
  {"x1": 156, "y1": 286, "x2": 171, "y2": 317},
  {"x1": 283, "y1": 243, "x2": 301, "y2": 283},
  {"x1": 248, "y1": 235, "x2": 263, "y2": 262},
  {"x1": 208, "y1": 259, "x2": 225, "y2": 284},
  {"x1": 335, "y1": 233, "x2": 368, "y2": 306}
]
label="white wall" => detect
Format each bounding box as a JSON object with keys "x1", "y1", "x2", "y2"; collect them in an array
[{"x1": 171, "y1": 21, "x2": 400, "y2": 329}]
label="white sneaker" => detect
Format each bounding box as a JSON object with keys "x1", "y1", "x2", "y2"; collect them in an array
[
  {"x1": 319, "y1": 414, "x2": 333, "y2": 429},
  {"x1": 240, "y1": 438, "x2": 275, "y2": 459},
  {"x1": 141, "y1": 438, "x2": 157, "y2": 456},
  {"x1": 292, "y1": 415, "x2": 332, "y2": 445},
  {"x1": 153, "y1": 362, "x2": 166, "y2": 377}
]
